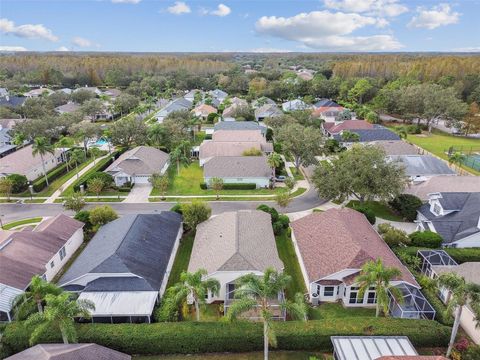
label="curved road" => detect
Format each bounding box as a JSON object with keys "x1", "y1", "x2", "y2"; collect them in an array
[{"x1": 0, "y1": 186, "x2": 326, "y2": 223}]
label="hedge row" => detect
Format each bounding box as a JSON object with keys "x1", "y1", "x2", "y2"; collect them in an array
[
  {"x1": 399, "y1": 246, "x2": 480, "y2": 264},
  {"x1": 2, "y1": 318, "x2": 450, "y2": 357},
  {"x1": 200, "y1": 182, "x2": 257, "y2": 190},
  {"x1": 70, "y1": 152, "x2": 120, "y2": 193},
  {"x1": 32, "y1": 162, "x2": 70, "y2": 192}
]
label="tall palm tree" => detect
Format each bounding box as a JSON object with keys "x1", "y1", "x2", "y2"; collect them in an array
[
  {"x1": 169, "y1": 269, "x2": 220, "y2": 321},
  {"x1": 396, "y1": 127, "x2": 408, "y2": 139},
  {"x1": 69, "y1": 149, "x2": 85, "y2": 179},
  {"x1": 148, "y1": 124, "x2": 165, "y2": 148},
  {"x1": 267, "y1": 152, "x2": 282, "y2": 182},
  {"x1": 89, "y1": 147, "x2": 101, "y2": 165},
  {"x1": 448, "y1": 152, "x2": 466, "y2": 174},
  {"x1": 13, "y1": 275, "x2": 62, "y2": 316},
  {"x1": 26, "y1": 292, "x2": 95, "y2": 345},
  {"x1": 55, "y1": 136, "x2": 75, "y2": 171},
  {"x1": 32, "y1": 137, "x2": 54, "y2": 187},
  {"x1": 226, "y1": 268, "x2": 307, "y2": 360},
  {"x1": 438, "y1": 272, "x2": 480, "y2": 357},
  {"x1": 170, "y1": 142, "x2": 191, "y2": 175},
  {"x1": 355, "y1": 259, "x2": 403, "y2": 318}
]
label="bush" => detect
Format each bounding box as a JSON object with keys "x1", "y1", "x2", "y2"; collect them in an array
[
  {"x1": 6, "y1": 174, "x2": 28, "y2": 193},
  {"x1": 354, "y1": 206, "x2": 376, "y2": 225},
  {"x1": 200, "y1": 182, "x2": 256, "y2": 190},
  {"x1": 397, "y1": 246, "x2": 480, "y2": 264},
  {"x1": 409, "y1": 231, "x2": 443, "y2": 248},
  {"x1": 170, "y1": 203, "x2": 183, "y2": 215},
  {"x1": 389, "y1": 194, "x2": 423, "y2": 221},
  {"x1": 277, "y1": 214, "x2": 290, "y2": 228},
  {"x1": 1, "y1": 318, "x2": 450, "y2": 357},
  {"x1": 272, "y1": 221, "x2": 284, "y2": 235},
  {"x1": 89, "y1": 205, "x2": 118, "y2": 226},
  {"x1": 86, "y1": 172, "x2": 114, "y2": 187},
  {"x1": 32, "y1": 162, "x2": 69, "y2": 192},
  {"x1": 407, "y1": 124, "x2": 421, "y2": 134},
  {"x1": 256, "y1": 204, "x2": 279, "y2": 222},
  {"x1": 463, "y1": 345, "x2": 480, "y2": 360},
  {"x1": 182, "y1": 201, "x2": 211, "y2": 230},
  {"x1": 377, "y1": 223, "x2": 392, "y2": 235},
  {"x1": 72, "y1": 153, "x2": 118, "y2": 192},
  {"x1": 378, "y1": 224, "x2": 410, "y2": 247}
]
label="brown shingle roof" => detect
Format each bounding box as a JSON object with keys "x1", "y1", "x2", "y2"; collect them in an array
[
  {"x1": 105, "y1": 146, "x2": 169, "y2": 176},
  {"x1": 373, "y1": 141, "x2": 419, "y2": 155},
  {"x1": 404, "y1": 176, "x2": 480, "y2": 200},
  {"x1": 291, "y1": 208, "x2": 417, "y2": 286},
  {"x1": 0, "y1": 214, "x2": 84, "y2": 290},
  {"x1": 212, "y1": 130, "x2": 266, "y2": 143},
  {"x1": 0, "y1": 145, "x2": 64, "y2": 176},
  {"x1": 200, "y1": 141, "x2": 262, "y2": 160},
  {"x1": 204, "y1": 156, "x2": 271, "y2": 178},
  {"x1": 324, "y1": 120, "x2": 373, "y2": 134},
  {"x1": 188, "y1": 210, "x2": 283, "y2": 274}
]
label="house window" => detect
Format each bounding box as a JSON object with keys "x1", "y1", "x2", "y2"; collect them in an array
[
  {"x1": 349, "y1": 287, "x2": 363, "y2": 304},
  {"x1": 324, "y1": 286, "x2": 335, "y2": 297},
  {"x1": 41, "y1": 274, "x2": 47, "y2": 281},
  {"x1": 227, "y1": 283, "x2": 235, "y2": 300},
  {"x1": 432, "y1": 203, "x2": 442, "y2": 216},
  {"x1": 59, "y1": 246, "x2": 66, "y2": 261},
  {"x1": 367, "y1": 291, "x2": 377, "y2": 304},
  {"x1": 50, "y1": 260, "x2": 55, "y2": 268}
]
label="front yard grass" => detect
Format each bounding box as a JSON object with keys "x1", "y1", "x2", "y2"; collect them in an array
[
  {"x1": 346, "y1": 200, "x2": 403, "y2": 222},
  {"x1": 308, "y1": 303, "x2": 375, "y2": 320},
  {"x1": 2, "y1": 217, "x2": 43, "y2": 230},
  {"x1": 289, "y1": 167, "x2": 305, "y2": 181}
]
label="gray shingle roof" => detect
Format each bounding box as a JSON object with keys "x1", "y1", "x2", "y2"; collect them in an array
[
  {"x1": 255, "y1": 104, "x2": 283, "y2": 119},
  {"x1": 334, "y1": 126, "x2": 400, "y2": 142},
  {"x1": 373, "y1": 140, "x2": 419, "y2": 155},
  {"x1": 83, "y1": 277, "x2": 154, "y2": 292},
  {"x1": 418, "y1": 192, "x2": 480, "y2": 243},
  {"x1": 0, "y1": 96, "x2": 26, "y2": 108},
  {"x1": 105, "y1": 146, "x2": 169, "y2": 176},
  {"x1": 204, "y1": 156, "x2": 271, "y2": 178},
  {"x1": 389, "y1": 155, "x2": 456, "y2": 176},
  {"x1": 59, "y1": 213, "x2": 182, "y2": 290},
  {"x1": 55, "y1": 102, "x2": 80, "y2": 113},
  {"x1": 188, "y1": 210, "x2": 283, "y2": 274},
  {"x1": 214, "y1": 121, "x2": 267, "y2": 135},
  {"x1": 314, "y1": 99, "x2": 341, "y2": 108}
]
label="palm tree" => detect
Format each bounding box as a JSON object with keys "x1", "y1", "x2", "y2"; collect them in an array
[
  {"x1": 170, "y1": 142, "x2": 191, "y2": 175},
  {"x1": 32, "y1": 137, "x2": 54, "y2": 187},
  {"x1": 437, "y1": 272, "x2": 480, "y2": 357},
  {"x1": 355, "y1": 259, "x2": 403, "y2": 318},
  {"x1": 89, "y1": 147, "x2": 101, "y2": 165},
  {"x1": 226, "y1": 268, "x2": 307, "y2": 360},
  {"x1": 448, "y1": 152, "x2": 466, "y2": 174},
  {"x1": 396, "y1": 126, "x2": 408, "y2": 139},
  {"x1": 169, "y1": 269, "x2": 220, "y2": 321},
  {"x1": 13, "y1": 275, "x2": 62, "y2": 316},
  {"x1": 267, "y1": 152, "x2": 282, "y2": 184},
  {"x1": 55, "y1": 137, "x2": 74, "y2": 171},
  {"x1": 13, "y1": 133, "x2": 26, "y2": 146},
  {"x1": 26, "y1": 292, "x2": 95, "y2": 345},
  {"x1": 69, "y1": 149, "x2": 85, "y2": 179},
  {"x1": 148, "y1": 124, "x2": 165, "y2": 148}
]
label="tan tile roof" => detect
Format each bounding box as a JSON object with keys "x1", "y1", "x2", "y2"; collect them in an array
[
  {"x1": 404, "y1": 176, "x2": 480, "y2": 200},
  {"x1": 0, "y1": 145, "x2": 63, "y2": 176},
  {"x1": 188, "y1": 210, "x2": 283, "y2": 274},
  {"x1": 373, "y1": 141, "x2": 419, "y2": 155},
  {"x1": 432, "y1": 262, "x2": 480, "y2": 285},
  {"x1": 200, "y1": 141, "x2": 262, "y2": 160},
  {"x1": 0, "y1": 214, "x2": 84, "y2": 290},
  {"x1": 204, "y1": 156, "x2": 271, "y2": 178},
  {"x1": 193, "y1": 104, "x2": 217, "y2": 116},
  {"x1": 212, "y1": 130, "x2": 266, "y2": 143},
  {"x1": 105, "y1": 146, "x2": 169, "y2": 176},
  {"x1": 291, "y1": 208, "x2": 417, "y2": 286}
]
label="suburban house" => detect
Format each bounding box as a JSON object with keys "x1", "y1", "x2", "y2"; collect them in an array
[
  {"x1": 58, "y1": 88, "x2": 73, "y2": 95},
  {"x1": 24, "y1": 88, "x2": 54, "y2": 97},
  {"x1": 74, "y1": 86, "x2": 102, "y2": 96},
  {"x1": 199, "y1": 129, "x2": 273, "y2": 166},
  {"x1": 188, "y1": 210, "x2": 285, "y2": 319},
  {"x1": 55, "y1": 102, "x2": 81, "y2": 114},
  {"x1": 155, "y1": 98, "x2": 192, "y2": 123},
  {"x1": 282, "y1": 99, "x2": 311, "y2": 112},
  {"x1": 0, "y1": 124, "x2": 16, "y2": 158},
  {"x1": 415, "y1": 192, "x2": 480, "y2": 248},
  {"x1": 192, "y1": 103, "x2": 217, "y2": 120},
  {"x1": 5, "y1": 343, "x2": 131, "y2": 360},
  {"x1": 105, "y1": 146, "x2": 169, "y2": 186},
  {"x1": 222, "y1": 97, "x2": 248, "y2": 118},
  {"x1": 184, "y1": 89, "x2": 204, "y2": 103},
  {"x1": 323, "y1": 120, "x2": 374, "y2": 137},
  {"x1": 389, "y1": 155, "x2": 456, "y2": 182},
  {"x1": 255, "y1": 103, "x2": 283, "y2": 121},
  {"x1": 405, "y1": 176, "x2": 480, "y2": 200},
  {"x1": 252, "y1": 97, "x2": 276, "y2": 109},
  {"x1": 204, "y1": 156, "x2": 271, "y2": 188},
  {"x1": 103, "y1": 88, "x2": 122, "y2": 99},
  {"x1": 312, "y1": 99, "x2": 345, "y2": 123},
  {"x1": 332, "y1": 125, "x2": 401, "y2": 144},
  {"x1": 313, "y1": 98, "x2": 342, "y2": 109},
  {"x1": 208, "y1": 89, "x2": 228, "y2": 103},
  {"x1": 0, "y1": 215, "x2": 84, "y2": 322},
  {"x1": 373, "y1": 140, "x2": 419, "y2": 156},
  {"x1": 59, "y1": 212, "x2": 183, "y2": 323},
  {"x1": 0, "y1": 95, "x2": 26, "y2": 108},
  {"x1": 0, "y1": 144, "x2": 67, "y2": 181},
  {"x1": 418, "y1": 249, "x2": 480, "y2": 344},
  {"x1": 291, "y1": 208, "x2": 435, "y2": 319},
  {"x1": 214, "y1": 121, "x2": 267, "y2": 137}
]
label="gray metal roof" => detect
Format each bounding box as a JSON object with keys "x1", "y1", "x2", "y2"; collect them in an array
[
  {"x1": 83, "y1": 277, "x2": 154, "y2": 292},
  {"x1": 335, "y1": 127, "x2": 400, "y2": 142},
  {"x1": 204, "y1": 156, "x2": 271, "y2": 178},
  {"x1": 59, "y1": 212, "x2": 182, "y2": 290},
  {"x1": 214, "y1": 121, "x2": 267, "y2": 134},
  {"x1": 389, "y1": 155, "x2": 456, "y2": 176},
  {"x1": 331, "y1": 336, "x2": 418, "y2": 360}
]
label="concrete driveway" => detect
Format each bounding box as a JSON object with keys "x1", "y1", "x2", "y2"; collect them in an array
[{"x1": 124, "y1": 184, "x2": 152, "y2": 203}]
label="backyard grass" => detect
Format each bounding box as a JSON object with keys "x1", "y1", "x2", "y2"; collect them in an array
[
  {"x1": 2, "y1": 217, "x2": 42, "y2": 230},
  {"x1": 275, "y1": 230, "x2": 307, "y2": 301},
  {"x1": 289, "y1": 167, "x2": 305, "y2": 181},
  {"x1": 346, "y1": 200, "x2": 403, "y2": 221},
  {"x1": 166, "y1": 231, "x2": 195, "y2": 288},
  {"x1": 308, "y1": 303, "x2": 375, "y2": 320}
]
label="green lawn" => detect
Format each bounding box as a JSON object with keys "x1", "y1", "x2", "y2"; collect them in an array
[
  {"x1": 275, "y1": 230, "x2": 307, "y2": 301},
  {"x1": 308, "y1": 303, "x2": 375, "y2": 320},
  {"x1": 346, "y1": 200, "x2": 403, "y2": 221},
  {"x1": 85, "y1": 198, "x2": 124, "y2": 202},
  {"x1": 2, "y1": 217, "x2": 43, "y2": 230},
  {"x1": 289, "y1": 167, "x2": 305, "y2": 181},
  {"x1": 387, "y1": 127, "x2": 480, "y2": 175},
  {"x1": 166, "y1": 231, "x2": 195, "y2": 288}
]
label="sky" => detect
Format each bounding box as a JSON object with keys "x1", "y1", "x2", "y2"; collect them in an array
[{"x1": 0, "y1": 0, "x2": 479, "y2": 53}]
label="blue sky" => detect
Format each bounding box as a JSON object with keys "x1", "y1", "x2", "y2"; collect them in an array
[{"x1": 1, "y1": 0, "x2": 479, "y2": 52}]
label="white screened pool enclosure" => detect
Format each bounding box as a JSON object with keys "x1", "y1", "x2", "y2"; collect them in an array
[{"x1": 388, "y1": 283, "x2": 436, "y2": 320}]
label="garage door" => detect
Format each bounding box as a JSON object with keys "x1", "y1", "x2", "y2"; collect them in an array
[{"x1": 134, "y1": 176, "x2": 150, "y2": 184}]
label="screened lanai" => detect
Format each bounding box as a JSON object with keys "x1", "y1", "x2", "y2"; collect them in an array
[
  {"x1": 417, "y1": 250, "x2": 458, "y2": 277},
  {"x1": 388, "y1": 283, "x2": 436, "y2": 320}
]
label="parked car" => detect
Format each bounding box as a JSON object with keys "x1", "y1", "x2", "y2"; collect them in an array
[{"x1": 275, "y1": 176, "x2": 287, "y2": 182}]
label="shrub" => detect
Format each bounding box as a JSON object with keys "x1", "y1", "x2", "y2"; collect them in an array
[
  {"x1": 272, "y1": 221, "x2": 284, "y2": 235},
  {"x1": 72, "y1": 153, "x2": 118, "y2": 192},
  {"x1": 389, "y1": 194, "x2": 423, "y2": 221},
  {"x1": 409, "y1": 231, "x2": 443, "y2": 248},
  {"x1": 407, "y1": 124, "x2": 421, "y2": 134},
  {"x1": 170, "y1": 203, "x2": 183, "y2": 214},
  {"x1": 354, "y1": 206, "x2": 376, "y2": 225},
  {"x1": 32, "y1": 162, "x2": 69, "y2": 192},
  {"x1": 266, "y1": 128, "x2": 273, "y2": 141},
  {"x1": 463, "y1": 345, "x2": 480, "y2": 360},
  {"x1": 380, "y1": 225, "x2": 410, "y2": 247},
  {"x1": 201, "y1": 182, "x2": 256, "y2": 190},
  {"x1": 74, "y1": 210, "x2": 92, "y2": 230},
  {"x1": 6, "y1": 174, "x2": 28, "y2": 193},
  {"x1": 182, "y1": 201, "x2": 211, "y2": 230},
  {"x1": 256, "y1": 204, "x2": 279, "y2": 222},
  {"x1": 86, "y1": 172, "x2": 114, "y2": 187},
  {"x1": 89, "y1": 205, "x2": 118, "y2": 226},
  {"x1": 277, "y1": 214, "x2": 290, "y2": 229},
  {"x1": 377, "y1": 223, "x2": 392, "y2": 235}
]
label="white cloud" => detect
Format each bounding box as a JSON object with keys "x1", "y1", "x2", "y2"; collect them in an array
[
  {"x1": 324, "y1": 0, "x2": 408, "y2": 17},
  {"x1": 211, "y1": 4, "x2": 231, "y2": 17},
  {"x1": 56, "y1": 46, "x2": 70, "y2": 51},
  {"x1": 72, "y1": 36, "x2": 93, "y2": 47},
  {"x1": 255, "y1": 10, "x2": 403, "y2": 51},
  {"x1": 111, "y1": 0, "x2": 141, "y2": 3},
  {"x1": 0, "y1": 18, "x2": 58, "y2": 42},
  {"x1": 408, "y1": 3, "x2": 460, "y2": 30},
  {"x1": 0, "y1": 45, "x2": 27, "y2": 51},
  {"x1": 167, "y1": 2, "x2": 191, "y2": 15}
]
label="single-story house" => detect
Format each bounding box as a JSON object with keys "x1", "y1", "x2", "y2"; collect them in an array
[
  {"x1": 192, "y1": 104, "x2": 217, "y2": 120},
  {"x1": 55, "y1": 102, "x2": 81, "y2": 114},
  {"x1": 331, "y1": 336, "x2": 445, "y2": 360},
  {"x1": 415, "y1": 192, "x2": 480, "y2": 248},
  {"x1": 323, "y1": 120, "x2": 373, "y2": 137},
  {"x1": 204, "y1": 156, "x2": 271, "y2": 188},
  {"x1": 59, "y1": 212, "x2": 183, "y2": 323},
  {"x1": 373, "y1": 140, "x2": 419, "y2": 156},
  {"x1": 282, "y1": 99, "x2": 311, "y2": 112},
  {"x1": 333, "y1": 126, "x2": 401, "y2": 144},
  {"x1": 313, "y1": 107, "x2": 347, "y2": 123},
  {"x1": 252, "y1": 97, "x2": 276, "y2": 109},
  {"x1": 5, "y1": 343, "x2": 131, "y2": 360},
  {"x1": 214, "y1": 121, "x2": 267, "y2": 136},
  {"x1": 0, "y1": 144, "x2": 67, "y2": 181},
  {"x1": 208, "y1": 89, "x2": 228, "y2": 103},
  {"x1": 404, "y1": 176, "x2": 480, "y2": 200},
  {"x1": 291, "y1": 208, "x2": 435, "y2": 319},
  {"x1": 105, "y1": 146, "x2": 169, "y2": 186},
  {"x1": 184, "y1": 89, "x2": 204, "y2": 103},
  {"x1": 418, "y1": 249, "x2": 480, "y2": 344},
  {"x1": 0, "y1": 127, "x2": 16, "y2": 158},
  {"x1": 0, "y1": 96, "x2": 26, "y2": 108},
  {"x1": 24, "y1": 88, "x2": 54, "y2": 98},
  {"x1": 155, "y1": 98, "x2": 192, "y2": 123},
  {"x1": 103, "y1": 88, "x2": 122, "y2": 99},
  {"x1": 0, "y1": 215, "x2": 84, "y2": 322},
  {"x1": 228, "y1": 97, "x2": 248, "y2": 107},
  {"x1": 389, "y1": 155, "x2": 456, "y2": 182},
  {"x1": 313, "y1": 99, "x2": 342, "y2": 109},
  {"x1": 188, "y1": 210, "x2": 285, "y2": 319},
  {"x1": 255, "y1": 103, "x2": 283, "y2": 121}
]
